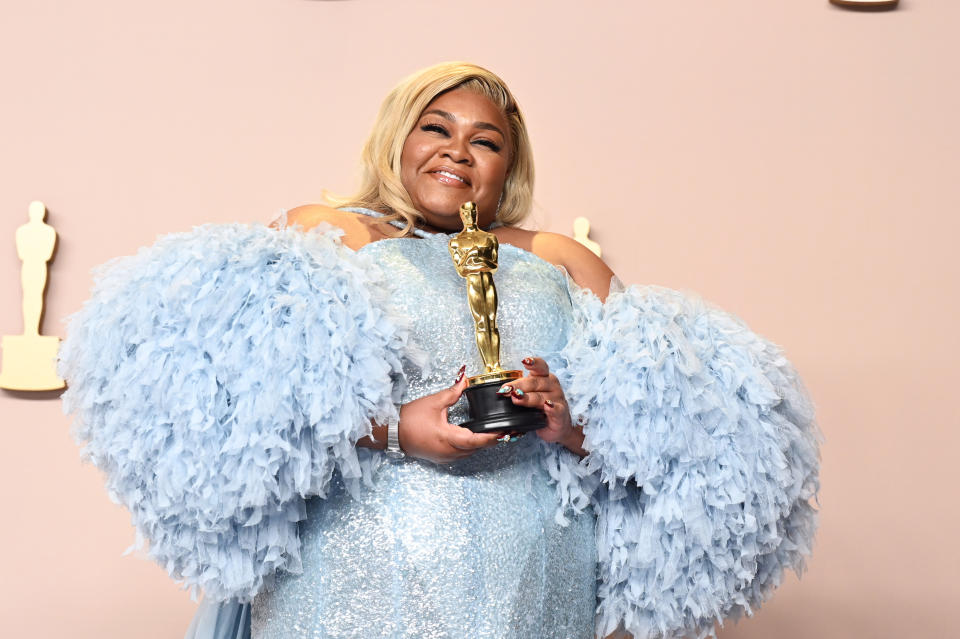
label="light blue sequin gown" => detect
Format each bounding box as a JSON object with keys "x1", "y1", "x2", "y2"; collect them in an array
[
  {"x1": 242, "y1": 215, "x2": 597, "y2": 638},
  {"x1": 65, "y1": 210, "x2": 817, "y2": 639}
]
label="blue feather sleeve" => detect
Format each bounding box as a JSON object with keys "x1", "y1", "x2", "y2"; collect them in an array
[
  {"x1": 558, "y1": 282, "x2": 820, "y2": 639},
  {"x1": 59, "y1": 224, "x2": 415, "y2": 602}
]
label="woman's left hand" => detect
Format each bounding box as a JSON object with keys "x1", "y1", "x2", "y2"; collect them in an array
[{"x1": 498, "y1": 357, "x2": 586, "y2": 456}]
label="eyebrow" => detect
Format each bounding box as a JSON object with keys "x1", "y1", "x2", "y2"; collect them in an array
[{"x1": 423, "y1": 109, "x2": 506, "y2": 138}]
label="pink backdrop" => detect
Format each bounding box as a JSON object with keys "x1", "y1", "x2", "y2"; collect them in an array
[{"x1": 1, "y1": 1, "x2": 956, "y2": 637}]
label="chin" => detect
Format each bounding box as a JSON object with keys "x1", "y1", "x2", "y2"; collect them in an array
[{"x1": 416, "y1": 197, "x2": 471, "y2": 223}]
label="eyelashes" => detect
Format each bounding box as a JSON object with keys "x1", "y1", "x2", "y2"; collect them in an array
[
  {"x1": 420, "y1": 123, "x2": 502, "y2": 153},
  {"x1": 477, "y1": 139, "x2": 502, "y2": 153}
]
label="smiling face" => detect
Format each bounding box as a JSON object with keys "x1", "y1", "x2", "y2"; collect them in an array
[{"x1": 400, "y1": 88, "x2": 511, "y2": 231}]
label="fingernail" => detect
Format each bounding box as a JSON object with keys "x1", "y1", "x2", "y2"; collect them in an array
[
  {"x1": 497, "y1": 385, "x2": 512, "y2": 394},
  {"x1": 512, "y1": 388, "x2": 525, "y2": 398},
  {"x1": 497, "y1": 434, "x2": 511, "y2": 442},
  {"x1": 521, "y1": 357, "x2": 534, "y2": 366},
  {"x1": 544, "y1": 399, "x2": 554, "y2": 407},
  {"x1": 455, "y1": 365, "x2": 466, "y2": 383}
]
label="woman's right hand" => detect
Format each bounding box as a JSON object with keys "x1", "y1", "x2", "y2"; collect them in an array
[{"x1": 396, "y1": 367, "x2": 504, "y2": 463}]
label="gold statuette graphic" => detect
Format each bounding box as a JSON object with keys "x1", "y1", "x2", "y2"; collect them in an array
[
  {"x1": 572, "y1": 216, "x2": 601, "y2": 258},
  {"x1": 0, "y1": 201, "x2": 65, "y2": 391},
  {"x1": 448, "y1": 202, "x2": 545, "y2": 433}
]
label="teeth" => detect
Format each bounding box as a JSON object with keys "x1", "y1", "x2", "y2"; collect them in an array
[{"x1": 436, "y1": 170, "x2": 466, "y2": 184}]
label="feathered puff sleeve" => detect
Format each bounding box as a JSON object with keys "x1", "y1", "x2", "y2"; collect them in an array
[
  {"x1": 553, "y1": 281, "x2": 821, "y2": 639},
  {"x1": 59, "y1": 223, "x2": 417, "y2": 603}
]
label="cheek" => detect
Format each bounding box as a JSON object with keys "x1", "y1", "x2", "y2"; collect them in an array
[
  {"x1": 481, "y1": 158, "x2": 509, "y2": 192},
  {"x1": 400, "y1": 138, "x2": 430, "y2": 182},
  {"x1": 399, "y1": 159, "x2": 419, "y2": 197}
]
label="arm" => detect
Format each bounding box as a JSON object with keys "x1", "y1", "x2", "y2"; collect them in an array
[
  {"x1": 530, "y1": 231, "x2": 616, "y2": 302},
  {"x1": 512, "y1": 228, "x2": 818, "y2": 637},
  {"x1": 60, "y1": 221, "x2": 416, "y2": 601},
  {"x1": 562, "y1": 284, "x2": 820, "y2": 639},
  {"x1": 276, "y1": 204, "x2": 375, "y2": 250},
  {"x1": 277, "y1": 205, "x2": 383, "y2": 461},
  {"x1": 503, "y1": 232, "x2": 617, "y2": 456},
  {"x1": 358, "y1": 373, "x2": 503, "y2": 463}
]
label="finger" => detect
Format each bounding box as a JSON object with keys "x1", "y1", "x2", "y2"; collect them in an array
[
  {"x1": 505, "y1": 387, "x2": 547, "y2": 408},
  {"x1": 498, "y1": 384, "x2": 563, "y2": 412},
  {"x1": 448, "y1": 435, "x2": 501, "y2": 452},
  {"x1": 437, "y1": 366, "x2": 469, "y2": 408},
  {"x1": 543, "y1": 398, "x2": 569, "y2": 419},
  {"x1": 446, "y1": 426, "x2": 502, "y2": 451},
  {"x1": 542, "y1": 398, "x2": 574, "y2": 433},
  {"x1": 520, "y1": 356, "x2": 550, "y2": 377},
  {"x1": 501, "y1": 375, "x2": 559, "y2": 396}
]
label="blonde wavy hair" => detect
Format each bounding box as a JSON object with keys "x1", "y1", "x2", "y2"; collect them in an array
[{"x1": 330, "y1": 62, "x2": 535, "y2": 235}]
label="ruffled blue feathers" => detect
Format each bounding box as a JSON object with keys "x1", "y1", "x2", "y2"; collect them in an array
[
  {"x1": 558, "y1": 283, "x2": 820, "y2": 639},
  {"x1": 60, "y1": 224, "x2": 414, "y2": 601}
]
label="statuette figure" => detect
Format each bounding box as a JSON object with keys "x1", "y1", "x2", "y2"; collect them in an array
[{"x1": 0, "y1": 201, "x2": 65, "y2": 391}]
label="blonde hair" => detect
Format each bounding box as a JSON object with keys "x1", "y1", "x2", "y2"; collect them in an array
[{"x1": 330, "y1": 62, "x2": 535, "y2": 235}]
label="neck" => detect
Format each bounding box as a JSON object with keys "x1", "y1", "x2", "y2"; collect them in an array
[
  {"x1": 414, "y1": 219, "x2": 452, "y2": 235},
  {"x1": 415, "y1": 218, "x2": 490, "y2": 236}
]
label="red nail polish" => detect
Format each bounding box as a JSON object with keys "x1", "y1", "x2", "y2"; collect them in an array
[
  {"x1": 522, "y1": 357, "x2": 534, "y2": 366},
  {"x1": 545, "y1": 399, "x2": 554, "y2": 407},
  {"x1": 455, "y1": 364, "x2": 466, "y2": 383}
]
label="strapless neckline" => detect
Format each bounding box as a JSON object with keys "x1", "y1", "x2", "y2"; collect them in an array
[{"x1": 352, "y1": 222, "x2": 569, "y2": 284}]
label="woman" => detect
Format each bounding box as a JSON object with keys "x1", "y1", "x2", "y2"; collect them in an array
[
  {"x1": 61, "y1": 63, "x2": 820, "y2": 639},
  {"x1": 282, "y1": 64, "x2": 613, "y2": 460}
]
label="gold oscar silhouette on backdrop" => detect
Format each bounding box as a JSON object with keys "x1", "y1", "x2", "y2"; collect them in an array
[
  {"x1": 572, "y1": 216, "x2": 601, "y2": 258},
  {"x1": 0, "y1": 201, "x2": 65, "y2": 391}
]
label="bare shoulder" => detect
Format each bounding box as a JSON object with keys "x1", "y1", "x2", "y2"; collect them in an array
[
  {"x1": 496, "y1": 228, "x2": 615, "y2": 301},
  {"x1": 276, "y1": 204, "x2": 381, "y2": 251},
  {"x1": 532, "y1": 231, "x2": 616, "y2": 301}
]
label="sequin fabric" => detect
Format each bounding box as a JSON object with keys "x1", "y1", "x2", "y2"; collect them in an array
[{"x1": 251, "y1": 229, "x2": 598, "y2": 639}]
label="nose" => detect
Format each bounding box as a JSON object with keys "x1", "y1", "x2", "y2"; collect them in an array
[{"x1": 440, "y1": 137, "x2": 473, "y2": 165}]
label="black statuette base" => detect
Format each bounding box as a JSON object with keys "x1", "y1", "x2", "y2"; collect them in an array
[{"x1": 460, "y1": 380, "x2": 547, "y2": 433}]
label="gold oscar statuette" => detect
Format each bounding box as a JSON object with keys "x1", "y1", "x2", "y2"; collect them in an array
[
  {"x1": 0, "y1": 201, "x2": 65, "y2": 391},
  {"x1": 448, "y1": 202, "x2": 545, "y2": 433}
]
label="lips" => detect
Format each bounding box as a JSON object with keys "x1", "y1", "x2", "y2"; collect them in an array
[{"x1": 428, "y1": 167, "x2": 471, "y2": 187}]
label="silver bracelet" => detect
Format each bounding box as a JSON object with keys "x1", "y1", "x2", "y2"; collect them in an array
[{"x1": 385, "y1": 413, "x2": 404, "y2": 460}]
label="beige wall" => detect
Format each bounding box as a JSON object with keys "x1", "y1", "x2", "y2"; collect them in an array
[{"x1": 1, "y1": 1, "x2": 956, "y2": 637}]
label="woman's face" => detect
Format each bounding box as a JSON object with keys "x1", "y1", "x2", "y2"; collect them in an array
[{"x1": 400, "y1": 88, "x2": 511, "y2": 231}]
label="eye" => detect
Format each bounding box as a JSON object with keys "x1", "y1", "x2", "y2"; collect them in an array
[
  {"x1": 473, "y1": 138, "x2": 502, "y2": 153},
  {"x1": 421, "y1": 123, "x2": 448, "y2": 136}
]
